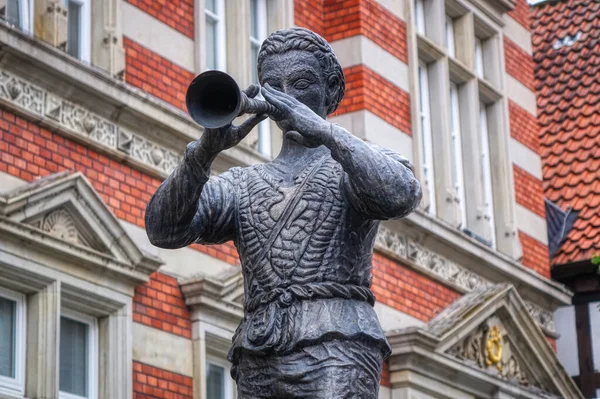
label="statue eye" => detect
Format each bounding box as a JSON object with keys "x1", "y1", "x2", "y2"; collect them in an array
[{"x1": 293, "y1": 79, "x2": 310, "y2": 89}]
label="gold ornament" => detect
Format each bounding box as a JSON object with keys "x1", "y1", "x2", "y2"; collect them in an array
[{"x1": 486, "y1": 326, "x2": 503, "y2": 371}]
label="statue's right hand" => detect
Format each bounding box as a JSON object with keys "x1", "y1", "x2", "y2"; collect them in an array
[{"x1": 199, "y1": 84, "x2": 267, "y2": 154}]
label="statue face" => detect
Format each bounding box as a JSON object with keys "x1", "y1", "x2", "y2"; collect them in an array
[{"x1": 260, "y1": 50, "x2": 329, "y2": 128}]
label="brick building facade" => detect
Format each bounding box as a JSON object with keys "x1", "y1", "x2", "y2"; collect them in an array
[{"x1": 0, "y1": 0, "x2": 582, "y2": 398}]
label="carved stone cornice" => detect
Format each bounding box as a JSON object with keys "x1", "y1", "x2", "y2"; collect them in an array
[
  {"x1": 0, "y1": 69, "x2": 182, "y2": 175},
  {"x1": 375, "y1": 226, "x2": 557, "y2": 336}
]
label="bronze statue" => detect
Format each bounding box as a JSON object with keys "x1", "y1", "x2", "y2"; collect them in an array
[{"x1": 145, "y1": 27, "x2": 421, "y2": 399}]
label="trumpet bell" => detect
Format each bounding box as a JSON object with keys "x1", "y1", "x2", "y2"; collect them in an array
[{"x1": 186, "y1": 70, "x2": 242, "y2": 129}]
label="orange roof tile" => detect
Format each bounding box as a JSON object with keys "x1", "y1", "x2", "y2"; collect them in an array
[{"x1": 532, "y1": 0, "x2": 600, "y2": 265}]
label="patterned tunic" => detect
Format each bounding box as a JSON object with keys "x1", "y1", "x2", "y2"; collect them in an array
[{"x1": 191, "y1": 147, "x2": 416, "y2": 365}]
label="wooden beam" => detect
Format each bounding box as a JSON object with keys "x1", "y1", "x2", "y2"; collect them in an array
[{"x1": 575, "y1": 303, "x2": 595, "y2": 397}]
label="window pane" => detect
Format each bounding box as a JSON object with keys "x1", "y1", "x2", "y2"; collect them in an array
[
  {"x1": 449, "y1": 83, "x2": 466, "y2": 228},
  {"x1": 60, "y1": 317, "x2": 89, "y2": 397},
  {"x1": 251, "y1": 44, "x2": 260, "y2": 84},
  {"x1": 0, "y1": 296, "x2": 16, "y2": 378},
  {"x1": 207, "y1": 363, "x2": 225, "y2": 399},
  {"x1": 418, "y1": 63, "x2": 436, "y2": 215},
  {"x1": 67, "y1": 0, "x2": 81, "y2": 59},
  {"x1": 479, "y1": 103, "x2": 495, "y2": 246},
  {"x1": 475, "y1": 38, "x2": 484, "y2": 78},
  {"x1": 250, "y1": 0, "x2": 258, "y2": 39},
  {"x1": 445, "y1": 16, "x2": 455, "y2": 58},
  {"x1": 206, "y1": 0, "x2": 216, "y2": 14},
  {"x1": 6, "y1": 0, "x2": 21, "y2": 27},
  {"x1": 206, "y1": 19, "x2": 217, "y2": 70},
  {"x1": 415, "y1": 0, "x2": 425, "y2": 35}
]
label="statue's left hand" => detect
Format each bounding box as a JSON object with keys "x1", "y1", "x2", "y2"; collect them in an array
[{"x1": 262, "y1": 84, "x2": 332, "y2": 148}]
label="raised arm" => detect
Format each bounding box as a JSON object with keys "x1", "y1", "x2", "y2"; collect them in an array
[
  {"x1": 262, "y1": 84, "x2": 422, "y2": 220},
  {"x1": 328, "y1": 125, "x2": 421, "y2": 220},
  {"x1": 145, "y1": 86, "x2": 266, "y2": 248},
  {"x1": 145, "y1": 141, "x2": 235, "y2": 249}
]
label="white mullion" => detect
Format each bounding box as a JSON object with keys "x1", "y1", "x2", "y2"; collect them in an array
[
  {"x1": 19, "y1": 0, "x2": 32, "y2": 34},
  {"x1": 59, "y1": 309, "x2": 98, "y2": 399},
  {"x1": 418, "y1": 61, "x2": 436, "y2": 216},
  {"x1": 0, "y1": 286, "x2": 26, "y2": 397},
  {"x1": 479, "y1": 102, "x2": 495, "y2": 247},
  {"x1": 449, "y1": 82, "x2": 466, "y2": 229}
]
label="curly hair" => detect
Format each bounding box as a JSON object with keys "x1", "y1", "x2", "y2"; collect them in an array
[{"x1": 257, "y1": 27, "x2": 345, "y2": 116}]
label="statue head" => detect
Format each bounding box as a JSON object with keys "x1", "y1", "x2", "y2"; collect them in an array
[{"x1": 257, "y1": 28, "x2": 345, "y2": 119}]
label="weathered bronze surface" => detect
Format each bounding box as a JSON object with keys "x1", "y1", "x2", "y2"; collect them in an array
[{"x1": 146, "y1": 27, "x2": 422, "y2": 398}]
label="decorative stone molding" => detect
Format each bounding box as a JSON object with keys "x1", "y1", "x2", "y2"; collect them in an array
[
  {"x1": 387, "y1": 284, "x2": 583, "y2": 399},
  {"x1": 0, "y1": 69, "x2": 181, "y2": 174},
  {"x1": 447, "y1": 321, "x2": 534, "y2": 388},
  {"x1": 375, "y1": 226, "x2": 557, "y2": 335}
]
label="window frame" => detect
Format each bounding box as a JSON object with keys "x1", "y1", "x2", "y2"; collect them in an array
[
  {"x1": 206, "y1": 355, "x2": 235, "y2": 399},
  {"x1": 204, "y1": 0, "x2": 226, "y2": 71},
  {"x1": 59, "y1": 309, "x2": 98, "y2": 399},
  {"x1": 0, "y1": 286, "x2": 26, "y2": 397},
  {"x1": 249, "y1": 0, "x2": 270, "y2": 156},
  {"x1": 418, "y1": 60, "x2": 436, "y2": 216},
  {"x1": 63, "y1": 0, "x2": 91, "y2": 63}
]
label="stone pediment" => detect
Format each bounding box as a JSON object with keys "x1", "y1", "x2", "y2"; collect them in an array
[
  {"x1": 0, "y1": 171, "x2": 162, "y2": 283},
  {"x1": 388, "y1": 284, "x2": 583, "y2": 399},
  {"x1": 181, "y1": 269, "x2": 245, "y2": 319}
]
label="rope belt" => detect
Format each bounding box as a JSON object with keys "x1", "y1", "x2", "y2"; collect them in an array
[{"x1": 245, "y1": 282, "x2": 375, "y2": 313}]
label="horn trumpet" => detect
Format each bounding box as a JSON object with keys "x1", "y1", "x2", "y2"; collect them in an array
[{"x1": 185, "y1": 70, "x2": 283, "y2": 129}]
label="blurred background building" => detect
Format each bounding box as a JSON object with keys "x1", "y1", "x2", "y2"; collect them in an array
[{"x1": 0, "y1": 0, "x2": 590, "y2": 398}]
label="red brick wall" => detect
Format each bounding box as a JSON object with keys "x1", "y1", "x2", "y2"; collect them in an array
[
  {"x1": 295, "y1": 0, "x2": 325, "y2": 36},
  {"x1": 509, "y1": 100, "x2": 540, "y2": 153},
  {"x1": 134, "y1": 362, "x2": 193, "y2": 399},
  {"x1": 508, "y1": 0, "x2": 531, "y2": 30},
  {"x1": 334, "y1": 65, "x2": 412, "y2": 134},
  {"x1": 133, "y1": 272, "x2": 192, "y2": 339},
  {"x1": 0, "y1": 108, "x2": 240, "y2": 264},
  {"x1": 514, "y1": 165, "x2": 545, "y2": 218},
  {"x1": 504, "y1": 38, "x2": 536, "y2": 92},
  {"x1": 371, "y1": 252, "x2": 461, "y2": 321},
  {"x1": 126, "y1": 0, "x2": 194, "y2": 39},
  {"x1": 323, "y1": 0, "x2": 408, "y2": 63},
  {"x1": 124, "y1": 38, "x2": 194, "y2": 111},
  {"x1": 519, "y1": 231, "x2": 550, "y2": 278},
  {"x1": 381, "y1": 360, "x2": 391, "y2": 387}
]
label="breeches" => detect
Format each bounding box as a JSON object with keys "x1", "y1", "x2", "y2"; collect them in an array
[{"x1": 234, "y1": 339, "x2": 384, "y2": 399}]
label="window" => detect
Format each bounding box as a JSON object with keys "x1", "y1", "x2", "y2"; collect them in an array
[
  {"x1": 445, "y1": 15, "x2": 455, "y2": 58},
  {"x1": 0, "y1": 287, "x2": 25, "y2": 396},
  {"x1": 474, "y1": 37, "x2": 484, "y2": 78},
  {"x1": 1, "y1": 0, "x2": 31, "y2": 32},
  {"x1": 205, "y1": 0, "x2": 225, "y2": 70},
  {"x1": 418, "y1": 61, "x2": 436, "y2": 215},
  {"x1": 449, "y1": 82, "x2": 466, "y2": 228},
  {"x1": 63, "y1": 0, "x2": 90, "y2": 62},
  {"x1": 479, "y1": 102, "x2": 495, "y2": 246},
  {"x1": 250, "y1": 0, "x2": 270, "y2": 156},
  {"x1": 414, "y1": 0, "x2": 425, "y2": 35},
  {"x1": 59, "y1": 311, "x2": 97, "y2": 399},
  {"x1": 207, "y1": 358, "x2": 234, "y2": 399}
]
